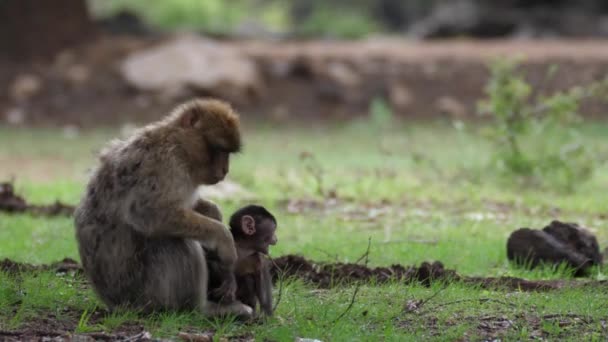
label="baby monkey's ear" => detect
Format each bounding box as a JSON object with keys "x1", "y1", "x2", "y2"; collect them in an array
[{"x1": 241, "y1": 215, "x2": 256, "y2": 235}]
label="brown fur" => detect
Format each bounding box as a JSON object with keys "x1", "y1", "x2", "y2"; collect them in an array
[
  {"x1": 207, "y1": 206, "x2": 276, "y2": 316},
  {"x1": 234, "y1": 252, "x2": 274, "y2": 316},
  {"x1": 74, "y1": 98, "x2": 251, "y2": 317}
]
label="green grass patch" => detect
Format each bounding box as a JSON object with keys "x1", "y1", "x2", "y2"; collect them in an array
[{"x1": 1, "y1": 120, "x2": 608, "y2": 339}]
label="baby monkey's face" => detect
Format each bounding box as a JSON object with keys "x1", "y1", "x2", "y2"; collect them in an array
[
  {"x1": 254, "y1": 218, "x2": 277, "y2": 255},
  {"x1": 231, "y1": 206, "x2": 278, "y2": 256}
]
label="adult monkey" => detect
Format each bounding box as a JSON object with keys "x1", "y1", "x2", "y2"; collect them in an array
[{"x1": 74, "y1": 99, "x2": 252, "y2": 317}]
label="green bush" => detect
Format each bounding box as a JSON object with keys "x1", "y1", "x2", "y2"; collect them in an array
[
  {"x1": 295, "y1": 7, "x2": 381, "y2": 39},
  {"x1": 478, "y1": 58, "x2": 608, "y2": 191}
]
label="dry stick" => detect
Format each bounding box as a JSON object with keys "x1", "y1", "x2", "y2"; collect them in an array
[
  {"x1": 122, "y1": 331, "x2": 151, "y2": 342},
  {"x1": 417, "y1": 285, "x2": 448, "y2": 308},
  {"x1": 541, "y1": 313, "x2": 593, "y2": 323},
  {"x1": 331, "y1": 237, "x2": 372, "y2": 325},
  {"x1": 353, "y1": 238, "x2": 372, "y2": 264}
]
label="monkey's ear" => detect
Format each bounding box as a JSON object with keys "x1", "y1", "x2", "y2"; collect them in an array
[
  {"x1": 241, "y1": 215, "x2": 256, "y2": 235},
  {"x1": 179, "y1": 110, "x2": 201, "y2": 129}
]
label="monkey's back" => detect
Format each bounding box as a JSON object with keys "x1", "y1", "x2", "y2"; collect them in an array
[
  {"x1": 74, "y1": 138, "x2": 157, "y2": 307},
  {"x1": 74, "y1": 160, "x2": 144, "y2": 306}
]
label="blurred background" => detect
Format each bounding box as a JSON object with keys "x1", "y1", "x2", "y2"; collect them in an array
[
  {"x1": 2, "y1": 0, "x2": 608, "y2": 196},
  {"x1": 2, "y1": 0, "x2": 608, "y2": 127}
]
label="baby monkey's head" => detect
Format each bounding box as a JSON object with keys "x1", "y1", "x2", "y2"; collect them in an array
[{"x1": 229, "y1": 205, "x2": 277, "y2": 255}]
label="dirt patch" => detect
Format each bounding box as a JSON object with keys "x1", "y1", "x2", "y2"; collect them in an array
[
  {"x1": 0, "y1": 182, "x2": 74, "y2": 216},
  {"x1": 1, "y1": 254, "x2": 599, "y2": 293},
  {"x1": 1, "y1": 307, "x2": 149, "y2": 342},
  {"x1": 270, "y1": 255, "x2": 580, "y2": 291},
  {"x1": 0, "y1": 257, "x2": 81, "y2": 275}
]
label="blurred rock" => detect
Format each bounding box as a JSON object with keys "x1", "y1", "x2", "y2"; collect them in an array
[
  {"x1": 65, "y1": 64, "x2": 90, "y2": 84},
  {"x1": 506, "y1": 220, "x2": 602, "y2": 276},
  {"x1": 120, "y1": 35, "x2": 262, "y2": 104},
  {"x1": 4, "y1": 107, "x2": 26, "y2": 125},
  {"x1": 325, "y1": 61, "x2": 361, "y2": 88},
  {"x1": 10, "y1": 74, "x2": 41, "y2": 102},
  {"x1": 436, "y1": 96, "x2": 466, "y2": 118},
  {"x1": 388, "y1": 82, "x2": 413, "y2": 110}
]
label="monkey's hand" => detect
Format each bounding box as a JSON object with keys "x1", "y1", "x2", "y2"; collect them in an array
[
  {"x1": 210, "y1": 270, "x2": 237, "y2": 304},
  {"x1": 193, "y1": 198, "x2": 223, "y2": 222},
  {"x1": 215, "y1": 227, "x2": 238, "y2": 266}
]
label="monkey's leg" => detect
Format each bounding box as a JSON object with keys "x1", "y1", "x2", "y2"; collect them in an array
[
  {"x1": 142, "y1": 239, "x2": 252, "y2": 318},
  {"x1": 141, "y1": 239, "x2": 209, "y2": 311},
  {"x1": 193, "y1": 198, "x2": 223, "y2": 222}
]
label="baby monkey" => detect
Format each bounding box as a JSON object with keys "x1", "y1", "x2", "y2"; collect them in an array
[{"x1": 207, "y1": 205, "x2": 278, "y2": 316}]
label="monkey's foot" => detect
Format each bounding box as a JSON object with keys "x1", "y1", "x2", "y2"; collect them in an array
[{"x1": 205, "y1": 300, "x2": 253, "y2": 321}]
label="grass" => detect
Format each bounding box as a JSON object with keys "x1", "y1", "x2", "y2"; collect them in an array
[{"x1": 1, "y1": 119, "x2": 608, "y2": 340}]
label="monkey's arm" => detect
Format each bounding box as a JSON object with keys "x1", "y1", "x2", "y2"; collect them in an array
[
  {"x1": 193, "y1": 198, "x2": 223, "y2": 222},
  {"x1": 235, "y1": 274, "x2": 258, "y2": 311},
  {"x1": 257, "y1": 257, "x2": 274, "y2": 316},
  {"x1": 207, "y1": 256, "x2": 237, "y2": 303},
  {"x1": 126, "y1": 196, "x2": 237, "y2": 265}
]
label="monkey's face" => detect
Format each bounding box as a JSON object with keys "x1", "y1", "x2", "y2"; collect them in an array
[
  {"x1": 174, "y1": 98, "x2": 242, "y2": 185},
  {"x1": 253, "y1": 218, "x2": 278, "y2": 255},
  {"x1": 202, "y1": 145, "x2": 231, "y2": 184},
  {"x1": 236, "y1": 215, "x2": 278, "y2": 255}
]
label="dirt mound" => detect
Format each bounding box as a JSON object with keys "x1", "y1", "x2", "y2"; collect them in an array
[
  {"x1": 2, "y1": 255, "x2": 578, "y2": 292},
  {"x1": 0, "y1": 182, "x2": 74, "y2": 216},
  {"x1": 0, "y1": 257, "x2": 81, "y2": 275},
  {"x1": 270, "y1": 255, "x2": 578, "y2": 291},
  {"x1": 271, "y1": 255, "x2": 458, "y2": 288}
]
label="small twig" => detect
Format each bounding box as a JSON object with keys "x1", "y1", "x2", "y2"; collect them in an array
[
  {"x1": 418, "y1": 285, "x2": 447, "y2": 307},
  {"x1": 269, "y1": 257, "x2": 284, "y2": 313},
  {"x1": 122, "y1": 331, "x2": 151, "y2": 342},
  {"x1": 354, "y1": 238, "x2": 372, "y2": 265},
  {"x1": 399, "y1": 284, "x2": 448, "y2": 316},
  {"x1": 332, "y1": 238, "x2": 371, "y2": 324},
  {"x1": 542, "y1": 313, "x2": 593, "y2": 323}
]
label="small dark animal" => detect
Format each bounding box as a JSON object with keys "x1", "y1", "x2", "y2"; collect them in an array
[
  {"x1": 507, "y1": 220, "x2": 602, "y2": 276},
  {"x1": 208, "y1": 205, "x2": 277, "y2": 316}
]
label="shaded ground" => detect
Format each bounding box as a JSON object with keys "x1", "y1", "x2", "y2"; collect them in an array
[{"x1": 3, "y1": 32, "x2": 608, "y2": 126}]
